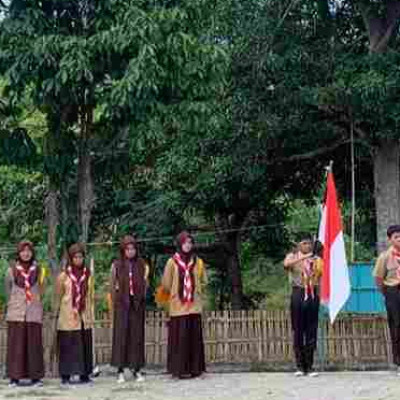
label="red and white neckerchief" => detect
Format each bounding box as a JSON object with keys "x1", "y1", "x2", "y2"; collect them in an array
[
  {"x1": 302, "y1": 257, "x2": 315, "y2": 301},
  {"x1": 67, "y1": 266, "x2": 87, "y2": 313},
  {"x1": 173, "y1": 252, "x2": 194, "y2": 303},
  {"x1": 392, "y1": 248, "x2": 400, "y2": 280},
  {"x1": 129, "y1": 261, "x2": 134, "y2": 296},
  {"x1": 16, "y1": 261, "x2": 37, "y2": 304}
]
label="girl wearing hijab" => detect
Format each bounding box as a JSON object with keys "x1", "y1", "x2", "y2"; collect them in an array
[
  {"x1": 56, "y1": 243, "x2": 94, "y2": 387},
  {"x1": 110, "y1": 235, "x2": 149, "y2": 383},
  {"x1": 5, "y1": 241, "x2": 45, "y2": 387},
  {"x1": 161, "y1": 231, "x2": 207, "y2": 379}
]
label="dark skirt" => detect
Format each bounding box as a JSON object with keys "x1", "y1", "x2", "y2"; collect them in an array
[
  {"x1": 167, "y1": 314, "x2": 206, "y2": 377},
  {"x1": 58, "y1": 328, "x2": 93, "y2": 377},
  {"x1": 111, "y1": 298, "x2": 145, "y2": 370},
  {"x1": 7, "y1": 321, "x2": 44, "y2": 380}
]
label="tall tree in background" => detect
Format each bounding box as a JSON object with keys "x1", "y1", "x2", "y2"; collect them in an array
[{"x1": 315, "y1": 0, "x2": 400, "y2": 250}]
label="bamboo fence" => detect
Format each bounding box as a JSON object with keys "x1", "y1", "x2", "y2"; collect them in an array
[{"x1": 0, "y1": 310, "x2": 390, "y2": 376}]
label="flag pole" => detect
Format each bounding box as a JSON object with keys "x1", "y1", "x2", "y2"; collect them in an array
[
  {"x1": 317, "y1": 160, "x2": 333, "y2": 371},
  {"x1": 90, "y1": 257, "x2": 100, "y2": 377},
  {"x1": 327, "y1": 160, "x2": 333, "y2": 174}
]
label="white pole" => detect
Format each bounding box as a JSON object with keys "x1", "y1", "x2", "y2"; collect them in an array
[
  {"x1": 350, "y1": 108, "x2": 356, "y2": 263},
  {"x1": 90, "y1": 257, "x2": 100, "y2": 377}
]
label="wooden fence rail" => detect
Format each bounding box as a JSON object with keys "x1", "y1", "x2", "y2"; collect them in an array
[{"x1": 0, "y1": 311, "x2": 391, "y2": 376}]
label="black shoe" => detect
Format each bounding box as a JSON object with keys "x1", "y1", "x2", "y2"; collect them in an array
[
  {"x1": 8, "y1": 379, "x2": 19, "y2": 388},
  {"x1": 79, "y1": 376, "x2": 93, "y2": 385}
]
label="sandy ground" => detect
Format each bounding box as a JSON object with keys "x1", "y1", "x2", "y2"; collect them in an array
[{"x1": 0, "y1": 371, "x2": 399, "y2": 400}]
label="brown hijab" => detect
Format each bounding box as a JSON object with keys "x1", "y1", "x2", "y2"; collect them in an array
[
  {"x1": 114, "y1": 235, "x2": 146, "y2": 301},
  {"x1": 66, "y1": 243, "x2": 90, "y2": 313},
  {"x1": 13, "y1": 241, "x2": 39, "y2": 289}
]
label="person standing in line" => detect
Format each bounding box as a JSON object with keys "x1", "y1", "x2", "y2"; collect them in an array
[
  {"x1": 56, "y1": 243, "x2": 94, "y2": 387},
  {"x1": 161, "y1": 231, "x2": 207, "y2": 379},
  {"x1": 373, "y1": 224, "x2": 400, "y2": 375},
  {"x1": 283, "y1": 233, "x2": 323, "y2": 377},
  {"x1": 5, "y1": 241, "x2": 45, "y2": 387},
  {"x1": 110, "y1": 235, "x2": 149, "y2": 383}
]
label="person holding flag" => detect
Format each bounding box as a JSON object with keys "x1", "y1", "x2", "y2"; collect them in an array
[
  {"x1": 373, "y1": 225, "x2": 400, "y2": 373},
  {"x1": 161, "y1": 231, "x2": 207, "y2": 379},
  {"x1": 284, "y1": 233, "x2": 323, "y2": 377}
]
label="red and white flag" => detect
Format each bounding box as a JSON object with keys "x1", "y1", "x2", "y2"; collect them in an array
[{"x1": 318, "y1": 170, "x2": 350, "y2": 323}]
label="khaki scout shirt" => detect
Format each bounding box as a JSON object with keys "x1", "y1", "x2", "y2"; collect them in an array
[
  {"x1": 161, "y1": 257, "x2": 207, "y2": 317},
  {"x1": 373, "y1": 246, "x2": 400, "y2": 287},
  {"x1": 283, "y1": 252, "x2": 323, "y2": 288}
]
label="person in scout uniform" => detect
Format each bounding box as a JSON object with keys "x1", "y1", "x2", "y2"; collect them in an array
[
  {"x1": 283, "y1": 233, "x2": 323, "y2": 378},
  {"x1": 110, "y1": 235, "x2": 149, "y2": 384},
  {"x1": 373, "y1": 224, "x2": 400, "y2": 374},
  {"x1": 5, "y1": 241, "x2": 46, "y2": 387},
  {"x1": 161, "y1": 231, "x2": 207, "y2": 379},
  {"x1": 55, "y1": 243, "x2": 94, "y2": 387}
]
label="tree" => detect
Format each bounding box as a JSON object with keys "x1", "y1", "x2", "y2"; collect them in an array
[{"x1": 313, "y1": 0, "x2": 400, "y2": 250}]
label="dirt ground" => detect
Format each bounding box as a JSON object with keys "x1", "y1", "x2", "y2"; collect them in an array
[{"x1": 1, "y1": 370, "x2": 400, "y2": 400}]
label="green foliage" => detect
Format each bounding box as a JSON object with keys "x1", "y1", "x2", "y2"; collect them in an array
[
  {"x1": 0, "y1": 165, "x2": 45, "y2": 244},
  {"x1": 241, "y1": 241, "x2": 289, "y2": 310},
  {"x1": 0, "y1": 0, "x2": 390, "y2": 310}
]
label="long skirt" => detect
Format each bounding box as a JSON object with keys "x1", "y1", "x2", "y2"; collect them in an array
[
  {"x1": 111, "y1": 299, "x2": 145, "y2": 371},
  {"x1": 7, "y1": 321, "x2": 44, "y2": 380},
  {"x1": 167, "y1": 314, "x2": 206, "y2": 377},
  {"x1": 58, "y1": 327, "x2": 93, "y2": 377}
]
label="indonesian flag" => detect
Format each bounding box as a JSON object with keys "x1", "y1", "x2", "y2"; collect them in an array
[{"x1": 318, "y1": 171, "x2": 351, "y2": 324}]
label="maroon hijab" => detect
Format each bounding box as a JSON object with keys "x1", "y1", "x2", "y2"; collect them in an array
[{"x1": 174, "y1": 231, "x2": 196, "y2": 302}]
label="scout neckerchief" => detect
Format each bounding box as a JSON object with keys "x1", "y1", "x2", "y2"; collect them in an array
[
  {"x1": 392, "y1": 248, "x2": 400, "y2": 280},
  {"x1": 15, "y1": 261, "x2": 37, "y2": 304},
  {"x1": 128, "y1": 260, "x2": 135, "y2": 296},
  {"x1": 301, "y1": 255, "x2": 315, "y2": 301},
  {"x1": 67, "y1": 265, "x2": 89, "y2": 313},
  {"x1": 173, "y1": 252, "x2": 194, "y2": 303}
]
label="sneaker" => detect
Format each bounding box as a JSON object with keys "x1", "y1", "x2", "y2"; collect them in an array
[
  {"x1": 294, "y1": 370, "x2": 305, "y2": 377},
  {"x1": 117, "y1": 372, "x2": 125, "y2": 384},
  {"x1": 8, "y1": 379, "x2": 18, "y2": 388},
  {"x1": 308, "y1": 371, "x2": 319, "y2": 377},
  {"x1": 91, "y1": 365, "x2": 101, "y2": 378},
  {"x1": 31, "y1": 379, "x2": 44, "y2": 387},
  {"x1": 134, "y1": 371, "x2": 145, "y2": 382},
  {"x1": 60, "y1": 381, "x2": 70, "y2": 389}
]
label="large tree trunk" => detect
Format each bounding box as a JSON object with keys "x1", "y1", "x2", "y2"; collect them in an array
[
  {"x1": 365, "y1": 0, "x2": 400, "y2": 53},
  {"x1": 215, "y1": 212, "x2": 244, "y2": 310},
  {"x1": 360, "y1": 1, "x2": 400, "y2": 250},
  {"x1": 78, "y1": 105, "x2": 95, "y2": 243},
  {"x1": 226, "y1": 232, "x2": 243, "y2": 310},
  {"x1": 44, "y1": 185, "x2": 59, "y2": 262},
  {"x1": 44, "y1": 115, "x2": 63, "y2": 274},
  {"x1": 373, "y1": 140, "x2": 400, "y2": 252}
]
